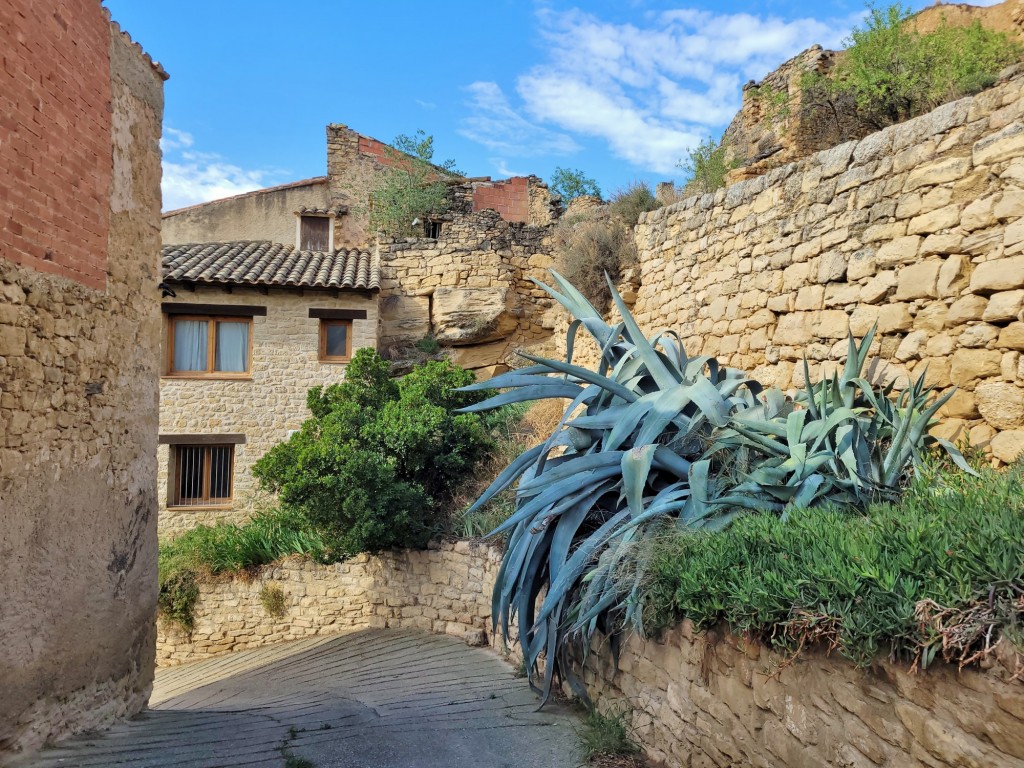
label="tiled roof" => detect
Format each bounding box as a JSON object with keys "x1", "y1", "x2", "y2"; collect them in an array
[{"x1": 162, "y1": 241, "x2": 380, "y2": 291}]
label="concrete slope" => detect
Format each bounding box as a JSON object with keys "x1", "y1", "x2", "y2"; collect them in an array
[{"x1": 12, "y1": 629, "x2": 582, "y2": 768}]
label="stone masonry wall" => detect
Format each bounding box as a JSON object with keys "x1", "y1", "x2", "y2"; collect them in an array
[
  {"x1": 158, "y1": 286, "x2": 378, "y2": 534},
  {"x1": 157, "y1": 547, "x2": 1024, "y2": 767},
  {"x1": 0, "y1": 11, "x2": 165, "y2": 757},
  {"x1": 378, "y1": 210, "x2": 557, "y2": 377},
  {"x1": 625, "y1": 72, "x2": 1024, "y2": 462},
  {"x1": 156, "y1": 541, "x2": 502, "y2": 665}
]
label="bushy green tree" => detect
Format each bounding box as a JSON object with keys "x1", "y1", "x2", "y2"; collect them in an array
[
  {"x1": 253, "y1": 349, "x2": 491, "y2": 556},
  {"x1": 549, "y1": 166, "x2": 602, "y2": 202},
  {"x1": 809, "y1": 3, "x2": 1021, "y2": 130},
  {"x1": 678, "y1": 138, "x2": 738, "y2": 195},
  {"x1": 369, "y1": 130, "x2": 462, "y2": 237}
]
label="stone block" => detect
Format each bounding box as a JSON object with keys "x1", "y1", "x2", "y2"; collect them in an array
[
  {"x1": 876, "y1": 303, "x2": 913, "y2": 333},
  {"x1": 895, "y1": 330, "x2": 928, "y2": 361},
  {"x1": 795, "y1": 285, "x2": 824, "y2": 311},
  {"x1": 860, "y1": 271, "x2": 896, "y2": 304},
  {"x1": 447, "y1": 341, "x2": 510, "y2": 370},
  {"x1": 991, "y1": 430, "x2": 1024, "y2": 463},
  {"x1": 816, "y1": 250, "x2": 847, "y2": 283},
  {"x1": 941, "y1": 389, "x2": 979, "y2": 419},
  {"x1": 825, "y1": 283, "x2": 862, "y2": 307},
  {"x1": 959, "y1": 323, "x2": 1000, "y2": 348},
  {"x1": 973, "y1": 122, "x2": 1024, "y2": 165},
  {"x1": 772, "y1": 313, "x2": 813, "y2": 346},
  {"x1": 969, "y1": 256, "x2": 1024, "y2": 293},
  {"x1": 951, "y1": 349, "x2": 1003, "y2": 387},
  {"x1": 976, "y1": 381, "x2": 1024, "y2": 429},
  {"x1": 937, "y1": 254, "x2": 971, "y2": 297},
  {"x1": 961, "y1": 197, "x2": 996, "y2": 231},
  {"x1": 946, "y1": 295, "x2": 989, "y2": 326},
  {"x1": 905, "y1": 155, "x2": 972, "y2": 191},
  {"x1": 906, "y1": 204, "x2": 960, "y2": 235},
  {"x1": 998, "y1": 322, "x2": 1024, "y2": 350},
  {"x1": 379, "y1": 295, "x2": 430, "y2": 346},
  {"x1": 432, "y1": 287, "x2": 520, "y2": 345},
  {"x1": 849, "y1": 306, "x2": 880, "y2": 336},
  {"x1": 982, "y1": 290, "x2": 1024, "y2": 323},
  {"x1": 894, "y1": 261, "x2": 940, "y2": 300},
  {"x1": 818, "y1": 310, "x2": 851, "y2": 339},
  {"x1": 874, "y1": 236, "x2": 921, "y2": 268},
  {"x1": 847, "y1": 248, "x2": 878, "y2": 280},
  {"x1": 921, "y1": 233, "x2": 963, "y2": 255}
]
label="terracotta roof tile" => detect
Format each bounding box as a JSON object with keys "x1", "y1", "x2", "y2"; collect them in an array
[{"x1": 162, "y1": 241, "x2": 379, "y2": 291}]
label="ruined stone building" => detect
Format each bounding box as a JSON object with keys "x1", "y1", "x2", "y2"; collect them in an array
[
  {"x1": 159, "y1": 125, "x2": 562, "y2": 531},
  {"x1": 0, "y1": 1, "x2": 165, "y2": 758}
]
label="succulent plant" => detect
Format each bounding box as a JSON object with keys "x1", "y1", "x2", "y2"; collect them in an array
[{"x1": 460, "y1": 271, "x2": 972, "y2": 702}]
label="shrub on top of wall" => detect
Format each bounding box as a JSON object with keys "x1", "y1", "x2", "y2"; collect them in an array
[{"x1": 645, "y1": 460, "x2": 1024, "y2": 671}]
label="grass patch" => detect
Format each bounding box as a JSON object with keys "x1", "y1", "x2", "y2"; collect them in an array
[
  {"x1": 576, "y1": 705, "x2": 640, "y2": 762},
  {"x1": 158, "y1": 506, "x2": 328, "y2": 630},
  {"x1": 260, "y1": 583, "x2": 287, "y2": 618},
  {"x1": 644, "y1": 461, "x2": 1024, "y2": 670},
  {"x1": 283, "y1": 754, "x2": 315, "y2": 768}
]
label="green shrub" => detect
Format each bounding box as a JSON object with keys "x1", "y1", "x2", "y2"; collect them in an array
[
  {"x1": 460, "y1": 272, "x2": 972, "y2": 700},
  {"x1": 368, "y1": 129, "x2": 461, "y2": 237},
  {"x1": 608, "y1": 181, "x2": 662, "y2": 227},
  {"x1": 678, "y1": 138, "x2": 739, "y2": 195},
  {"x1": 550, "y1": 167, "x2": 602, "y2": 202},
  {"x1": 645, "y1": 461, "x2": 1024, "y2": 669},
  {"x1": 807, "y1": 4, "x2": 1021, "y2": 132},
  {"x1": 253, "y1": 349, "x2": 493, "y2": 557}
]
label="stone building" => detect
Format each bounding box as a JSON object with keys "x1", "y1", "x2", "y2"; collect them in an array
[
  {"x1": 0, "y1": 1, "x2": 165, "y2": 758},
  {"x1": 159, "y1": 125, "x2": 563, "y2": 532},
  {"x1": 157, "y1": 242, "x2": 380, "y2": 534}
]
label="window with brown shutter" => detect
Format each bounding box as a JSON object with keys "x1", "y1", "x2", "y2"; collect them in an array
[{"x1": 300, "y1": 215, "x2": 330, "y2": 251}]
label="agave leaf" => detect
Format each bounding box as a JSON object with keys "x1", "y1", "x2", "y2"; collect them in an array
[
  {"x1": 467, "y1": 443, "x2": 546, "y2": 515},
  {"x1": 605, "y1": 274, "x2": 680, "y2": 391},
  {"x1": 516, "y1": 352, "x2": 641, "y2": 404},
  {"x1": 622, "y1": 444, "x2": 659, "y2": 517},
  {"x1": 458, "y1": 384, "x2": 585, "y2": 412}
]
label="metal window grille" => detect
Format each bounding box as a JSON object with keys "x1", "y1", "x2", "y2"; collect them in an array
[{"x1": 174, "y1": 445, "x2": 234, "y2": 506}]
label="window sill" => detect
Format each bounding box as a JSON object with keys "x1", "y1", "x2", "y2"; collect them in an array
[
  {"x1": 166, "y1": 504, "x2": 234, "y2": 511},
  {"x1": 318, "y1": 358, "x2": 351, "y2": 365},
  {"x1": 162, "y1": 374, "x2": 253, "y2": 381}
]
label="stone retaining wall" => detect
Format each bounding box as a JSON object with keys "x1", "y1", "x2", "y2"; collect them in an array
[
  {"x1": 627, "y1": 71, "x2": 1024, "y2": 462},
  {"x1": 157, "y1": 545, "x2": 1023, "y2": 767},
  {"x1": 156, "y1": 541, "x2": 502, "y2": 666}
]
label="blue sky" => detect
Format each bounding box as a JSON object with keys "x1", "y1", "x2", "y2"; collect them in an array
[{"x1": 104, "y1": 0, "x2": 998, "y2": 210}]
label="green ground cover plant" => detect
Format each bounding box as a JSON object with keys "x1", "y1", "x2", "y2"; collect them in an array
[
  {"x1": 645, "y1": 460, "x2": 1024, "y2": 670},
  {"x1": 460, "y1": 272, "x2": 974, "y2": 701},
  {"x1": 576, "y1": 705, "x2": 641, "y2": 764}
]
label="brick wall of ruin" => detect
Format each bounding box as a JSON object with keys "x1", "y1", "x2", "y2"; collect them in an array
[
  {"x1": 156, "y1": 546, "x2": 1024, "y2": 767},
  {"x1": 0, "y1": 9, "x2": 165, "y2": 756},
  {"x1": 158, "y1": 286, "x2": 379, "y2": 535},
  {"x1": 561, "y1": 72, "x2": 1024, "y2": 463}
]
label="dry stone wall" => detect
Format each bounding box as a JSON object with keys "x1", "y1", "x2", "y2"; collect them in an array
[
  {"x1": 379, "y1": 210, "x2": 558, "y2": 377},
  {"x1": 157, "y1": 546, "x2": 1024, "y2": 767},
  {"x1": 156, "y1": 541, "x2": 502, "y2": 665},
  {"x1": 623, "y1": 72, "x2": 1024, "y2": 462}
]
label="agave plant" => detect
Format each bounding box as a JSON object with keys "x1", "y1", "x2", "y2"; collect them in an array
[{"x1": 459, "y1": 271, "x2": 972, "y2": 702}]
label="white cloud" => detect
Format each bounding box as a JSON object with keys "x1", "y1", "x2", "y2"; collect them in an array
[
  {"x1": 160, "y1": 128, "x2": 285, "y2": 211},
  {"x1": 459, "y1": 81, "x2": 581, "y2": 158},
  {"x1": 466, "y1": 6, "x2": 862, "y2": 175}
]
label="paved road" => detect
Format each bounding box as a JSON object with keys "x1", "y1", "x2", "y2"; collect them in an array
[{"x1": 14, "y1": 629, "x2": 583, "y2": 768}]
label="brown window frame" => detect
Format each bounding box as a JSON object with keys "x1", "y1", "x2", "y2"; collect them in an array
[
  {"x1": 170, "y1": 444, "x2": 235, "y2": 508},
  {"x1": 319, "y1": 319, "x2": 353, "y2": 363},
  {"x1": 166, "y1": 314, "x2": 254, "y2": 379}
]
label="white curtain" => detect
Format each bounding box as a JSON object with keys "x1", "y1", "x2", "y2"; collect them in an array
[
  {"x1": 173, "y1": 320, "x2": 208, "y2": 371},
  {"x1": 215, "y1": 321, "x2": 249, "y2": 372}
]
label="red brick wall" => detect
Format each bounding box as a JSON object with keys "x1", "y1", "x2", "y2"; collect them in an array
[
  {"x1": 473, "y1": 177, "x2": 529, "y2": 223},
  {"x1": 0, "y1": 0, "x2": 112, "y2": 290}
]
